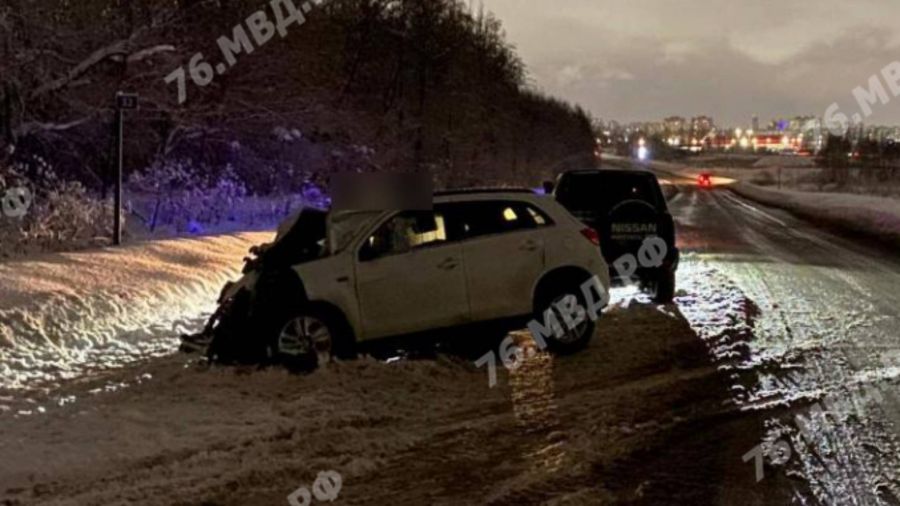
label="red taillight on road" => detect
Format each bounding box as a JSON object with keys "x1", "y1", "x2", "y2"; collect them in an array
[{"x1": 580, "y1": 227, "x2": 601, "y2": 246}]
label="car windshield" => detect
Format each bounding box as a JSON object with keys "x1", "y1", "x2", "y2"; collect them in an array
[
  {"x1": 556, "y1": 172, "x2": 663, "y2": 213},
  {"x1": 264, "y1": 209, "x2": 328, "y2": 265},
  {"x1": 329, "y1": 210, "x2": 384, "y2": 254}
]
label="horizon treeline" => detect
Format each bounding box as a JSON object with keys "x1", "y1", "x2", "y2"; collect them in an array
[{"x1": 0, "y1": 0, "x2": 597, "y2": 193}]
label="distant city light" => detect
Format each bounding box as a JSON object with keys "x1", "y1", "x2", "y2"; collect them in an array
[
  {"x1": 597, "y1": 114, "x2": 898, "y2": 157},
  {"x1": 637, "y1": 146, "x2": 649, "y2": 160}
]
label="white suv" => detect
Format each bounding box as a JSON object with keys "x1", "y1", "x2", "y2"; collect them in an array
[{"x1": 189, "y1": 190, "x2": 610, "y2": 369}]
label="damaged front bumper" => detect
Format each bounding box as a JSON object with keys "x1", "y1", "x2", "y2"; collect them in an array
[{"x1": 179, "y1": 272, "x2": 260, "y2": 358}]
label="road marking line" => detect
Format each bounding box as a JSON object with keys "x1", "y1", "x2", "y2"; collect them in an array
[{"x1": 721, "y1": 191, "x2": 789, "y2": 227}]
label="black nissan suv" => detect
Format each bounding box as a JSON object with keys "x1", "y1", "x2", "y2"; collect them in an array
[{"x1": 550, "y1": 168, "x2": 679, "y2": 303}]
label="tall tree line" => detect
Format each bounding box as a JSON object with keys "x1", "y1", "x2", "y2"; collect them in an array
[{"x1": 0, "y1": 0, "x2": 596, "y2": 193}]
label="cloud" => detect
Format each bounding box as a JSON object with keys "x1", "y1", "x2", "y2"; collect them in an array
[
  {"x1": 479, "y1": 0, "x2": 900, "y2": 125},
  {"x1": 556, "y1": 64, "x2": 584, "y2": 88},
  {"x1": 662, "y1": 41, "x2": 697, "y2": 64}
]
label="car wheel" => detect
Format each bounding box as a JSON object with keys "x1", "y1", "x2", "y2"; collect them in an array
[
  {"x1": 650, "y1": 268, "x2": 676, "y2": 304},
  {"x1": 535, "y1": 285, "x2": 596, "y2": 355},
  {"x1": 270, "y1": 308, "x2": 355, "y2": 371}
]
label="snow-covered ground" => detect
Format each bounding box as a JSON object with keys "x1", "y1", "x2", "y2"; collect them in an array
[
  {"x1": 671, "y1": 184, "x2": 900, "y2": 505},
  {"x1": 0, "y1": 221, "x2": 788, "y2": 504},
  {"x1": 729, "y1": 183, "x2": 900, "y2": 248},
  {"x1": 0, "y1": 255, "x2": 792, "y2": 505},
  {"x1": 0, "y1": 232, "x2": 271, "y2": 392},
  {"x1": 4, "y1": 179, "x2": 900, "y2": 504}
]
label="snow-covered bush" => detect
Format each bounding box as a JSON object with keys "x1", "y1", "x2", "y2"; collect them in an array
[
  {"x1": 128, "y1": 160, "x2": 249, "y2": 234},
  {"x1": 21, "y1": 181, "x2": 114, "y2": 247},
  {"x1": 0, "y1": 157, "x2": 113, "y2": 258}
]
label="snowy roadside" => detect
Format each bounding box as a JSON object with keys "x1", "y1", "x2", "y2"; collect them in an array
[
  {"x1": 0, "y1": 231, "x2": 272, "y2": 393},
  {"x1": 728, "y1": 183, "x2": 900, "y2": 249},
  {"x1": 0, "y1": 259, "x2": 794, "y2": 506}
]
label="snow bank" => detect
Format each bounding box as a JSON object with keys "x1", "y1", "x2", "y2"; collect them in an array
[
  {"x1": 0, "y1": 267, "x2": 765, "y2": 506},
  {"x1": 730, "y1": 183, "x2": 900, "y2": 249},
  {"x1": 751, "y1": 155, "x2": 815, "y2": 168},
  {"x1": 0, "y1": 232, "x2": 271, "y2": 390}
]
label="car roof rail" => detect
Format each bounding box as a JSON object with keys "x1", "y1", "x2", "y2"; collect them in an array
[
  {"x1": 434, "y1": 187, "x2": 537, "y2": 197},
  {"x1": 560, "y1": 167, "x2": 652, "y2": 176},
  {"x1": 560, "y1": 168, "x2": 603, "y2": 174}
]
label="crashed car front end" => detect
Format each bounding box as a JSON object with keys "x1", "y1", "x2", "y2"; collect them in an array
[{"x1": 180, "y1": 208, "x2": 381, "y2": 364}]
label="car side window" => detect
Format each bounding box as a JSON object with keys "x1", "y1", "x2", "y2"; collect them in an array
[
  {"x1": 359, "y1": 211, "x2": 449, "y2": 261},
  {"x1": 525, "y1": 205, "x2": 552, "y2": 226},
  {"x1": 449, "y1": 201, "x2": 550, "y2": 239}
]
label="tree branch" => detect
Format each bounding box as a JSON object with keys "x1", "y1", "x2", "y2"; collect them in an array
[
  {"x1": 115, "y1": 44, "x2": 176, "y2": 64},
  {"x1": 29, "y1": 40, "x2": 129, "y2": 99},
  {"x1": 28, "y1": 28, "x2": 171, "y2": 99},
  {"x1": 14, "y1": 116, "x2": 93, "y2": 137}
]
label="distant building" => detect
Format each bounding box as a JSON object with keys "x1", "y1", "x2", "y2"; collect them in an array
[
  {"x1": 691, "y1": 116, "x2": 714, "y2": 137},
  {"x1": 663, "y1": 116, "x2": 687, "y2": 135},
  {"x1": 752, "y1": 115, "x2": 760, "y2": 132},
  {"x1": 769, "y1": 119, "x2": 789, "y2": 132},
  {"x1": 790, "y1": 115, "x2": 817, "y2": 134},
  {"x1": 849, "y1": 121, "x2": 866, "y2": 142},
  {"x1": 885, "y1": 126, "x2": 900, "y2": 142}
]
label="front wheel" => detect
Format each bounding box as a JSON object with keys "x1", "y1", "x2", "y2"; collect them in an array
[{"x1": 270, "y1": 308, "x2": 355, "y2": 371}]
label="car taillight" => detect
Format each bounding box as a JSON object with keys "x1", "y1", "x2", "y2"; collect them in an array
[{"x1": 580, "y1": 227, "x2": 600, "y2": 246}]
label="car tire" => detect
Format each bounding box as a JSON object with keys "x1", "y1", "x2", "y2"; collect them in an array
[
  {"x1": 534, "y1": 283, "x2": 596, "y2": 355},
  {"x1": 269, "y1": 306, "x2": 356, "y2": 372},
  {"x1": 651, "y1": 268, "x2": 676, "y2": 304}
]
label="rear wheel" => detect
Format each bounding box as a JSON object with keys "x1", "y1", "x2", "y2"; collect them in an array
[
  {"x1": 645, "y1": 268, "x2": 676, "y2": 304},
  {"x1": 535, "y1": 284, "x2": 596, "y2": 355}
]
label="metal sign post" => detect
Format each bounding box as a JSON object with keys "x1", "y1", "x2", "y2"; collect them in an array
[{"x1": 114, "y1": 92, "x2": 138, "y2": 245}]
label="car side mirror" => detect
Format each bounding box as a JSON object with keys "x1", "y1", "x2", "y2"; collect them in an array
[{"x1": 542, "y1": 181, "x2": 555, "y2": 195}]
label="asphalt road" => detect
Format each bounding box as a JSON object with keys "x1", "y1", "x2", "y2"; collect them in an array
[{"x1": 668, "y1": 180, "x2": 900, "y2": 504}]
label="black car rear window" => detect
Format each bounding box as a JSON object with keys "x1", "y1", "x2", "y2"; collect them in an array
[{"x1": 555, "y1": 172, "x2": 665, "y2": 213}]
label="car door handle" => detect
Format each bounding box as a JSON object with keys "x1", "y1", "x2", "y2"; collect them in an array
[
  {"x1": 437, "y1": 257, "x2": 459, "y2": 270},
  {"x1": 520, "y1": 240, "x2": 540, "y2": 252}
]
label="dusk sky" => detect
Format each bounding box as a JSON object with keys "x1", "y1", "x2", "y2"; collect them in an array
[{"x1": 480, "y1": 0, "x2": 900, "y2": 127}]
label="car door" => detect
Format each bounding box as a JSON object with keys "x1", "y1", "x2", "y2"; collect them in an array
[
  {"x1": 451, "y1": 200, "x2": 547, "y2": 320},
  {"x1": 355, "y1": 210, "x2": 470, "y2": 339}
]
